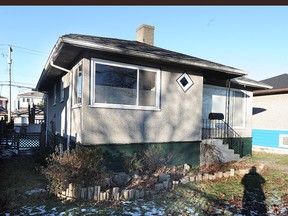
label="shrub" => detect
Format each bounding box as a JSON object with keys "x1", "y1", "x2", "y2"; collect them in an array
[
  {"x1": 43, "y1": 145, "x2": 106, "y2": 194},
  {"x1": 123, "y1": 153, "x2": 144, "y2": 174},
  {"x1": 142, "y1": 145, "x2": 176, "y2": 174},
  {"x1": 200, "y1": 142, "x2": 224, "y2": 173}
]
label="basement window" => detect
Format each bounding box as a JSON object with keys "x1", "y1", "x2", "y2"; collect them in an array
[
  {"x1": 279, "y1": 134, "x2": 288, "y2": 148},
  {"x1": 90, "y1": 58, "x2": 160, "y2": 110}
]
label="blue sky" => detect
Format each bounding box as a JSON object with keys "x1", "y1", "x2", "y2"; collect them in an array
[{"x1": 0, "y1": 6, "x2": 288, "y2": 109}]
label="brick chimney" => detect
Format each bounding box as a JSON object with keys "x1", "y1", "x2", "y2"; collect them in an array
[{"x1": 136, "y1": 24, "x2": 155, "y2": 46}]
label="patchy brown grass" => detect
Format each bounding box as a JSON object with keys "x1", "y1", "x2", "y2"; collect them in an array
[{"x1": 1, "y1": 150, "x2": 288, "y2": 215}]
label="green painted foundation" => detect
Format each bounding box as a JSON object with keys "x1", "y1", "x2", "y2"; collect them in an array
[
  {"x1": 84, "y1": 141, "x2": 200, "y2": 172},
  {"x1": 222, "y1": 137, "x2": 252, "y2": 157},
  {"x1": 242, "y1": 137, "x2": 252, "y2": 157}
]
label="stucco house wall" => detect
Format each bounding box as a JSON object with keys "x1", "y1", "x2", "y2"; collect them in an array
[
  {"x1": 252, "y1": 93, "x2": 288, "y2": 149},
  {"x1": 81, "y1": 65, "x2": 203, "y2": 145}
]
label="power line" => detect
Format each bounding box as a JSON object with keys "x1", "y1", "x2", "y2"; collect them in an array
[
  {"x1": 0, "y1": 81, "x2": 35, "y2": 86},
  {"x1": 0, "y1": 84, "x2": 33, "y2": 89},
  {"x1": 0, "y1": 44, "x2": 49, "y2": 55}
]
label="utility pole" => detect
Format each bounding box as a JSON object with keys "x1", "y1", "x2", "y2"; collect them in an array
[{"x1": 7, "y1": 46, "x2": 12, "y2": 123}]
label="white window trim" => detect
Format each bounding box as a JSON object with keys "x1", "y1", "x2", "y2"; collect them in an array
[
  {"x1": 60, "y1": 77, "x2": 65, "y2": 103},
  {"x1": 230, "y1": 89, "x2": 247, "y2": 129},
  {"x1": 279, "y1": 134, "x2": 288, "y2": 148},
  {"x1": 72, "y1": 61, "x2": 83, "y2": 109},
  {"x1": 90, "y1": 58, "x2": 161, "y2": 111}
]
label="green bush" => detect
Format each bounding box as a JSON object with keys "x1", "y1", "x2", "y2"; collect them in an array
[{"x1": 43, "y1": 145, "x2": 106, "y2": 194}]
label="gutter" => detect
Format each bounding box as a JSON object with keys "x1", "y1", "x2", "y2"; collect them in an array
[
  {"x1": 36, "y1": 38, "x2": 65, "y2": 91},
  {"x1": 231, "y1": 77, "x2": 273, "y2": 90},
  {"x1": 254, "y1": 88, "x2": 288, "y2": 96},
  {"x1": 50, "y1": 60, "x2": 70, "y2": 73}
]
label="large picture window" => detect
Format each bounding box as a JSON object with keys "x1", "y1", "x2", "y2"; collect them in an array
[
  {"x1": 203, "y1": 85, "x2": 246, "y2": 128},
  {"x1": 90, "y1": 59, "x2": 160, "y2": 110}
]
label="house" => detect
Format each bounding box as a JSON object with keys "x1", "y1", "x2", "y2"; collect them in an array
[
  {"x1": 16, "y1": 91, "x2": 44, "y2": 110},
  {"x1": 252, "y1": 73, "x2": 288, "y2": 153},
  {"x1": 14, "y1": 91, "x2": 45, "y2": 126},
  {"x1": 35, "y1": 24, "x2": 270, "y2": 168}
]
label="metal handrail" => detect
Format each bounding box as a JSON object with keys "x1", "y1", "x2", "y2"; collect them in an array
[{"x1": 202, "y1": 119, "x2": 245, "y2": 157}]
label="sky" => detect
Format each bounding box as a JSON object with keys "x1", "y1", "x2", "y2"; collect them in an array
[{"x1": 0, "y1": 6, "x2": 288, "y2": 110}]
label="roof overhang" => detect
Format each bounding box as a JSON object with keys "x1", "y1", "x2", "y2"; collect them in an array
[
  {"x1": 231, "y1": 77, "x2": 273, "y2": 90},
  {"x1": 36, "y1": 35, "x2": 248, "y2": 92},
  {"x1": 254, "y1": 88, "x2": 288, "y2": 96}
]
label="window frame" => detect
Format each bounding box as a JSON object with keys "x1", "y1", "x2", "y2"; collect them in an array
[
  {"x1": 60, "y1": 77, "x2": 65, "y2": 103},
  {"x1": 72, "y1": 61, "x2": 83, "y2": 108},
  {"x1": 90, "y1": 58, "x2": 161, "y2": 110},
  {"x1": 203, "y1": 85, "x2": 247, "y2": 129},
  {"x1": 229, "y1": 89, "x2": 247, "y2": 129}
]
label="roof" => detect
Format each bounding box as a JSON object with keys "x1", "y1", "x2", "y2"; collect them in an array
[
  {"x1": 17, "y1": 91, "x2": 44, "y2": 99},
  {"x1": 253, "y1": 73, "x2": 288, "y2": 96},
  {"x1": 36, "y1": 33, "x2": 248, "y2": 92},
  {"x1": 231, "y1": 76, "x2": 273, "y2": 90},
  {"x1": 0, "y1": 96, "x2": 8, "y2": 101},
  {"x1": 260, "y1": 73, "x2": 288, "y2": 89}
]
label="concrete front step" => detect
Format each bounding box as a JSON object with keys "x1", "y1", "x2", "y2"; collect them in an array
[{"x1": 201, "y1": 139, "x2": 240, "y2": 165}]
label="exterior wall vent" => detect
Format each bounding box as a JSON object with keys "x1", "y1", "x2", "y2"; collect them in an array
[{"x1": 279, "y1": 134, "x2": 288, "y2": 148}]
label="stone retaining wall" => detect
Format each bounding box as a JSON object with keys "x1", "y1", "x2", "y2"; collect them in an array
[{"x1": 58, "y1": 164, "x2": 264, "y2": 201}]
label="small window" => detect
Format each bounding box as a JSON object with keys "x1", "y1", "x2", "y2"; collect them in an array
[
  {"x1": 53, "y1": 84, "x2": 57, "y2": 105},
  {"x1": 90, "y1": 58, "x2": 160, "y2": 110},
  {"x1": 279, "y1": 134, "x2": 288, "y2": 148},
  {"x1": 60, "y1": 77, "x2": 65, "y2": 102},
  {"x1": 22, "y1": 98, "x2": 25, "y2": 102},
  {"x1": 73, "y1": 62, "x2": 83, "y2": 106}
]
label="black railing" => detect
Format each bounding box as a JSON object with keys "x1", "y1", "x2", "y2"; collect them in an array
[{"x1": 202, "y1": 118, "x2": 245, "y2": 157}]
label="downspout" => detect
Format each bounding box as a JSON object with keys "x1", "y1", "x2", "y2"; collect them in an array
[
  {"x1": 45, "y1": 94, "x2": 49, "y2": 145},
  {"x1": 50, "y1": 61, "x2": 72, "y2": 152},
  {"x1": 225, "y1": 79, "x2": 231, "y2": 137}
]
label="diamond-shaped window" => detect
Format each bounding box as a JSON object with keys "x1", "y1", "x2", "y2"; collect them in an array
[{"x1": 176, "y1": 73, "x2": 194, "y2": 92}]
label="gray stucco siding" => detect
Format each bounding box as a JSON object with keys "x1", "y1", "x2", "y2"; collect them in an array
[
  {"x1": 253, "y1": 93, "x2": 288, "y2": 130},
  {"x1": 80, "y1": 67, "x2": 203, "y2": 145}
]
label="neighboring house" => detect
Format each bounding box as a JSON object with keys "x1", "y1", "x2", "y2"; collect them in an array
[
  {"x1": 14, "y1": 91, "x2": 44, "y2": 126},
  {"x1": 35, "y1": 24, "x2": 270, "y2": 168},
  {"x1": 17, "y1": 91, "x2": 44, "y2": 109},
  {"x1": 0, "y1": 96, "x2": 8, "y2": 121},
  {"x1": 252, "y1": 73, "x2": 288, "y2": 153}
]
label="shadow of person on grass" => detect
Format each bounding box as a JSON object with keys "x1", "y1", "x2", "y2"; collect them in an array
[{"x1": 241, "y1": 166, "x2": 267, "y2": 215}]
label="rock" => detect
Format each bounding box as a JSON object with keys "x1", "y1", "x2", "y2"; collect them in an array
[
  {"x1": 183, "y1": 163, "x2": 191, "y2": 172},
  {"x1": 180, "y1": 176, "x2": 190, "y2": 184},
  {"x1": 159, "y1": 174, "x2": 170, "y2": 182},
  {"x1": 112, "y1": 172, "x2": 132, "y2": 187}
]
